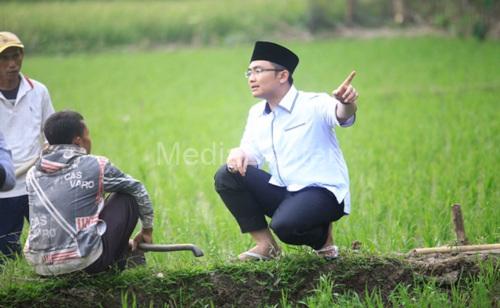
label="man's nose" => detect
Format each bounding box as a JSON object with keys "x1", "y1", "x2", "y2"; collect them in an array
[
  {"x1": 6, "y1": 57, "x2": 19, "y2": 66},
  {"x1": 248, "y1": 73, "x2": 257, "y2": 82}
]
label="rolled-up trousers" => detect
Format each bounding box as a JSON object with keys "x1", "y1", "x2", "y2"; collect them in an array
[
  {"x1": 84, "y1": 193, "x2": 139, "y2": 274},
  {"x1": 214, "y1": 165, "x2": 345, "y2": 250}
]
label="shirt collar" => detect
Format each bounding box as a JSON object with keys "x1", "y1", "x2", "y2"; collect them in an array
[
  {"x1": 17, "y1": 73, "x2": 33, "y2": 100},
  {"x1": 0, "y1": 73, "x2": 33, "y2": 103},
  {"x1": 263, "y1": 85, "x2": 299, "y2": 115}
]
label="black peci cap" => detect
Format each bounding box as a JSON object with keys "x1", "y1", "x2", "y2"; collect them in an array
[{"x1": 250, "y1": 41, "x2": 299, "y2": 74}]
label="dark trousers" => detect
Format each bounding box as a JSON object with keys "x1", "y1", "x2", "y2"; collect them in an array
[
  {"x1": 214, "y1": 165, "x2": 345, "y2": 250},
  {"x1": 0, "y1": 195, "x2": 29, "y2": 261},
  {"x1": 84, "y1": 193, "x2": 139, "y2": 273}
]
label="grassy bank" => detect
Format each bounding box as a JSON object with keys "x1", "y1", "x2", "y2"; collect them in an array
[{"x1": 1, "y1": 253, "x2": 498, "y2": 307}]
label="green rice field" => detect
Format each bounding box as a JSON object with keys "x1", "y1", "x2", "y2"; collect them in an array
[
  {"x1": 1, "y1": 36, "x2": 499, "y2": 306},
  {"x1": 22, "y1": 37, "x2": 499, "y2": 265}
]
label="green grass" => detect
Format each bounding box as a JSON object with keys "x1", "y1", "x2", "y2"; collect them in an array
[
  {"x1": 287, "y1": 258, "x2": 499, "y2": 307},
  {"x1": 1, "y1": 0, "x2": 494, "y2": 55},
  {"x1": 0, "y1": 0, "x2": 316, "y2": 54},
  {"x1": 1, "y1": 253, "x2": 498, "y2": 306},
  {"x1": 0, "y1": 37, "x2": 499, "y2": 305},
  {"x1": 22, "y1": 37, "x2": 498, "y2": 265}
]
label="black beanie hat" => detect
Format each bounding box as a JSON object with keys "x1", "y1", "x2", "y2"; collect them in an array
[{"x1": 250, "y1": 41, "x2": 299, "y2": 74}]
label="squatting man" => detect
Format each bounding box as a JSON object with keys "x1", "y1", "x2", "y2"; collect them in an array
[{"x1": 215, "y1": 41, "x2": 359, "y2": 261}]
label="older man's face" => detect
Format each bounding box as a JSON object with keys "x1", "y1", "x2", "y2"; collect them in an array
[{"x1": 0, "y1": 47, "x2": 24, "y2": 86}]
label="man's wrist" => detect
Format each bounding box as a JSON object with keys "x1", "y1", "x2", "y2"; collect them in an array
[{"x1": 338, "y1": 98, "x2": 351, "y2": 105}]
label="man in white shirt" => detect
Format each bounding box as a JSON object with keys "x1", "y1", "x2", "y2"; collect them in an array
[
  {"x1": 214, "y1": 41, "x2": 358, "y2": 261},
  {"x1": 0, "y1": 31, "x2": 54, "y2": 260}
]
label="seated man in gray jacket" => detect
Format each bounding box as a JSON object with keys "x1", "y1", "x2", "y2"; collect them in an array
[{"x1": 24, "y1": 110, "x2": 154, "y2": 275}]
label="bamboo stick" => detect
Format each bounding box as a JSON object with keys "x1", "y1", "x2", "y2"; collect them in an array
[{"x1": 410, "y1": 244, "x2": 500, "y2": 255}]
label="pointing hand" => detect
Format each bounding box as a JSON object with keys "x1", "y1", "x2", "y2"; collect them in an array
[{"x1": 332, "y1": 71, "x2": 358, "y2": 104}]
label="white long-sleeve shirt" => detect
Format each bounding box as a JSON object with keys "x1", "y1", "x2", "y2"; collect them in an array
[
  {"x1": 240, "y1": 85, "x2": 355, "y2": 213},
  {"x1": 0, "y1": 74, "x2": 54, "y2": 198}
]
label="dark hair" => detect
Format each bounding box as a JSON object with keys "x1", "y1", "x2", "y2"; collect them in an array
[
  {"x1": 272, "y1": 62, "x2": 294, "y2": 85},
  {"x1": 44, "y1": 110, "x2": 85, "y2": 145}
]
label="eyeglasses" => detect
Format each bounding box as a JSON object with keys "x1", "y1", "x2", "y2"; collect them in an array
[{"x1": 245, "y1": 67, "x2": 283, "y2": 78}]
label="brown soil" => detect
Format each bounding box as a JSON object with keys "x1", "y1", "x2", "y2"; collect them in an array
[{"x1": 9, "y1": 252, "x2": 499, "y2": 307}]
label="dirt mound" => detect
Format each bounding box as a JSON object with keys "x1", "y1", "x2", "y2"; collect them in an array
[{"x1": 5, "y1": 253, "x2": 498, "y2": 307}]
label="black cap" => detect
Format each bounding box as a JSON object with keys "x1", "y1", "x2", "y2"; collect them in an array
[{"x1": 250, "y1": 41, "x2": 299, "y2": 74}]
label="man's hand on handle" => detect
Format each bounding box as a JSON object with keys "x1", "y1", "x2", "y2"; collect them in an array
[
  {"x1": 130, "y1": 227, "x2": 153, "y2": 251},
  {"x1": 332, "y1": 71, "x2": 358, "y2": 104}
]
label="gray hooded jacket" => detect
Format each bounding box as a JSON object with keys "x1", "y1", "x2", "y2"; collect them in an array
[{"x1": 24, "y1": 145, "x2": 154, "y2": 275}]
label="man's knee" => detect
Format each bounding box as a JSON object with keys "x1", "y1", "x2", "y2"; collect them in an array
[
  {"x1": 269, "y1": 219, "x2": 296, "y2": 243},
  {"x1": 214, "y1": 164, "x2": 238, "y2": 192},
  {"x1": 108, "y1": 192, "x2": 136, "y2": 204},
  {"x1": 103, "y1": 193, "x2": 139, "y2": 220}
]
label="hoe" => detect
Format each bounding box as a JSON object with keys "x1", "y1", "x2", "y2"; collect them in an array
[{"x1": 139, "y1": 243, "x2": 204, "y2": 257}]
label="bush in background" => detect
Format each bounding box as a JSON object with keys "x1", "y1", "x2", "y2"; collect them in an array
[{"x1": 1, "y1": 0, "x2": 498, "y2": 54}]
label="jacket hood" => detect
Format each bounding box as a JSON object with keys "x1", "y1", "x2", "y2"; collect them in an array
[{"x1": 36, "y1": 144, "x2": 87, "y2": 173}]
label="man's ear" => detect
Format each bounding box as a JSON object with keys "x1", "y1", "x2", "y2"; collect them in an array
[
  {"x1": 279, "y1": 70, "x2": 289, "y2": 84},
  {"x1": 72, "y1": 136, "x2": 81, "y2": 146}
]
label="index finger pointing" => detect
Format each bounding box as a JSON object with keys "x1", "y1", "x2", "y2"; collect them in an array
[{"x1": 341, "y1": 70, "x2": 356, "y2": 87}]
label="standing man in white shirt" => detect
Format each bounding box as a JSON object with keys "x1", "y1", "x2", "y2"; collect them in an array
[
  {"x1": 214, "y1": 41, "x2": 358, "y2": 261},
  {"x1": 0, "y1": 31, "x2": 54, "y2": 260}
]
